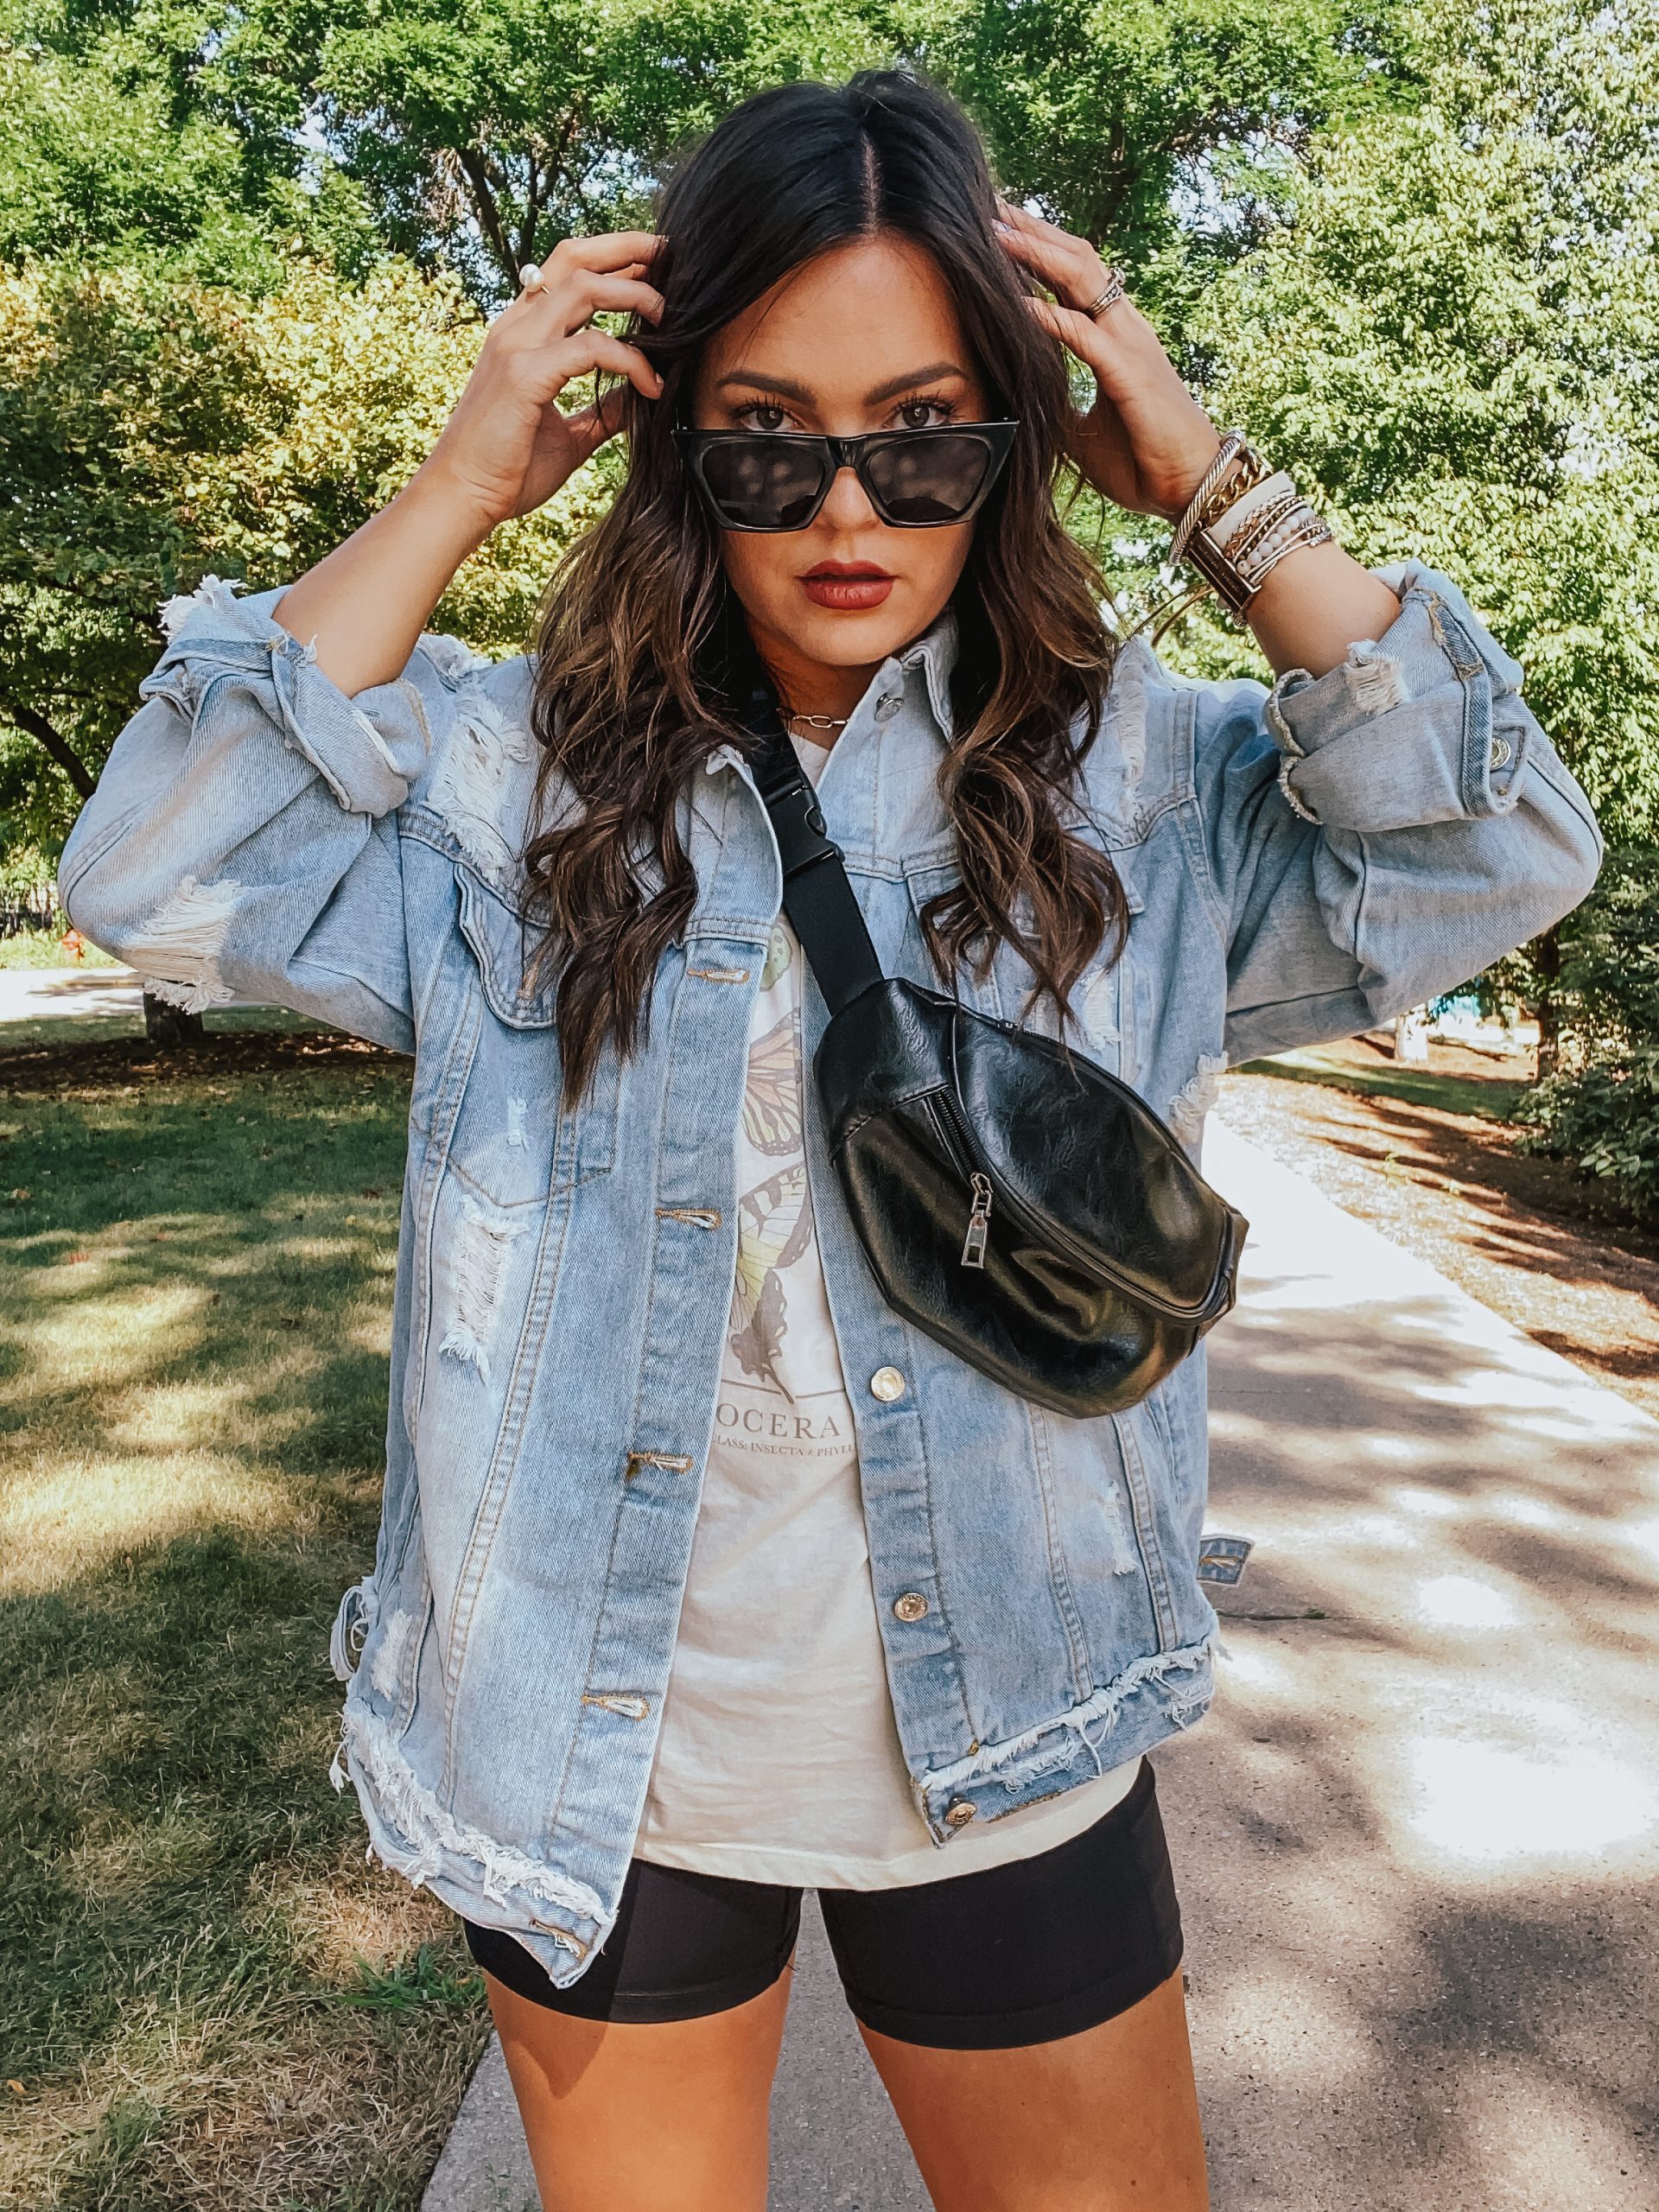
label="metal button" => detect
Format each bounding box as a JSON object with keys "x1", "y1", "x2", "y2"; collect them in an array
[
  {"x1": 893, "y1": 1592, "x2": 929, "y2": 1623},
  {"x1": 944, "y1": 1798, "x2": 977, "y2": 1827},
  {"x1": 869, "y1": 1365, "x2": 906, "y2": 1402},
  {"x1": 874, "y1": 692, "x2": 904, "y2": 723},
  {"x1": 1489, "y1": 735, "x2": 1512, "y2": 768}
]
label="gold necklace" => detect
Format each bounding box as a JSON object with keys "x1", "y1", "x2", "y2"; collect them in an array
[{"x1": 783, "y1": 710, "x2": 849, "y2": 734}]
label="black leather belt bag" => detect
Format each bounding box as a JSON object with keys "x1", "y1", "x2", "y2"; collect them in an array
[{"x1": 743, "y1": 676, "x2": 1248, "y2": 1419}]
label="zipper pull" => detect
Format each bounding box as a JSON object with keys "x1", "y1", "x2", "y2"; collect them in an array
[{"x1": 961, "y1": 1174, "x2": 993, "y2": 1268}]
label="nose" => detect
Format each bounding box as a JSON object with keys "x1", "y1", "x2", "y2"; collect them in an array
[{"x1": 818, "y1": 459, "x2": 880, "y2": 531}]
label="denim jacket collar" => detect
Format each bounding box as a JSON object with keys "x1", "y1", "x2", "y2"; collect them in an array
[{"x1": 702, "y1": 602, "x2": 959, "y2": 785}]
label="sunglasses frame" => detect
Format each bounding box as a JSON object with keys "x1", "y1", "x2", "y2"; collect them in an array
[{"x1": 673, "y1": 419, "x2": 1020, "y2": 532}]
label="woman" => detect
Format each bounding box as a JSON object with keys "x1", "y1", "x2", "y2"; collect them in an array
[{"x1": 59, "y1": 70, "x2": 1601, "y2": 2212}]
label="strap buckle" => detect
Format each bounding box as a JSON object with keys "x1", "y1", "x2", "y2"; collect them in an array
[{"x1": 764, "y1": 770, "x2": 842, "y2": 883}]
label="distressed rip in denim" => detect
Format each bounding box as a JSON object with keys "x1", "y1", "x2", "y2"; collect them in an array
[{"x1": 58, "y1": 559, "x2": 1603, "y2": 1986}]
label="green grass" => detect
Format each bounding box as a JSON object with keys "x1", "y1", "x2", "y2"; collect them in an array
[
  {"x1": 0, "y1": 1004, "x2": 327, "y2": 1054},
  {"x1": 0, "y1": 932, "x2": 120, "y2": 971},
  {"x1": 0, "y1": 1031, "x2": 490, "y2": 2212},
  {"x1": 1233, "y1": 1042, "x2": 1529, "y2": 1123}
]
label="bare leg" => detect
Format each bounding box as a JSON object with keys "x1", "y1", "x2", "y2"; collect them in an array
[
  {"x1": 486, "y1": 1955, "x2": 795, "y2": 2212},
  {"x1": 856, "y1": 1965, "x2": 1209, "y2": 2212}
]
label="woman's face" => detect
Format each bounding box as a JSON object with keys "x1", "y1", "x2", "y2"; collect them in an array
[{"x1": 689, "y1": 232, "x2": 992, "y2": 687}]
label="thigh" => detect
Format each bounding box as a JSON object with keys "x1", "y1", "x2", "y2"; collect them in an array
[
  {"x1": 819, "y1": 1759, "x2": 1206, "y2": 2209},
  {"x1": 858, "y1": 1967, "x2": 1206, "y2": 2212},
  {"x1": 488, "y1": 1967, "x2": 795, "y2": 2212},
  {"x1": 466, "y1": 1857, "x2": 803, "y2": 2212}
]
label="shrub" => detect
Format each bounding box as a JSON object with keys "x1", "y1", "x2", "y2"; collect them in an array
[{"x1": 1512, "y1": 845, "x2": 1659, "y2": 1220}]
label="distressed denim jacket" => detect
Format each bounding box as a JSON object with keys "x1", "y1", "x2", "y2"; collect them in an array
[{"x1": 58, "y1": 557, "x2": 1603, "y2": 1985}]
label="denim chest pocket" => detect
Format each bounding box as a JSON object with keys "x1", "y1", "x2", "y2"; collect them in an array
[
  {"x1": 901, "y1": 862, "x2": 1008, "y2": 1020},
  {"x1": 429, "y1": 863, "x2": 620, "y2": 1211},
  {"x1": 989, "y1": 870, "x2": 1147, "y2": 1084}
]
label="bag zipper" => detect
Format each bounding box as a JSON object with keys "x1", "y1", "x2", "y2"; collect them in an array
[
  {"x1": 962, "y1": 1174, "x2": 993, "y2": 1268},
  {"x1": 924, "y1": 1075, "x2": 1229, "y2": 1322}
]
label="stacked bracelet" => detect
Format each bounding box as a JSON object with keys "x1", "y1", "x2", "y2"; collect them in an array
[{"x1": 1170, "y1": 429, "x2": 1335, "y2": 619}]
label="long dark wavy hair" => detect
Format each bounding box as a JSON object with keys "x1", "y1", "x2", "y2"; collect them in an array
[{"x1": 524, "y1": 69, "x2": 1130, "y2": 1105}]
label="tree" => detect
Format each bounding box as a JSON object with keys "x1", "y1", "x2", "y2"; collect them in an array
[
  {"x1": 1141, "y1": 0, "x2": 1659, "y2": 1068},
  {"x1": 224, "y1": 0, "x2": 893, "y2": 308},
  {"x1": 0, "y1": 0, "x2": 380, "y2": 289},
  {"x1": 1510, "y1": 845, "x2": 1659, "y2": 1219},
  {"x1": 0, "y1": 254, "x2": 618, "y2": 851},
  {"x1": 909, "y1": 0, "x2": 1409, "y2": 334}
]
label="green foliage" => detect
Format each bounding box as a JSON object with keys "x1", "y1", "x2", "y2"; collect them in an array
[
  {"x1": 231, "y1": 0, "x2": 894, "y2": 307},
  {"x1": 1546, "y1": 847, "x2": 1659, "y2": 1052},
  {"x1": 1511, "y1": 844, "x2": 1659, "y2": 1219},
  {"x1": 0, "y1": 0, "x2": 379, "y2": 289},
  {"x1": 0, "y1": 251, "x2": 614, "y2": 849},
  {"x1": 909, "y1": 0, "x2": 1405, "y2": 332},
  {"x1": 1516, "y1": 1059, "x2": 1659, "y2": 1221},
  {"x1": 1, "y1": 0, "x2": 1655, "y2": 977},
  {"x1": 1160, "y1": 0, "x2": 1659, "y2": 842}
]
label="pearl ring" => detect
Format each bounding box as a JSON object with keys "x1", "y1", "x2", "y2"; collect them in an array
[{"x1": 518, "y1": 263, "x2": 547, "y2": 295}]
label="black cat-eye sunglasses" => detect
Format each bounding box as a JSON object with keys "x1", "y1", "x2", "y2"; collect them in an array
[{"x1": 673, "y1": 420, "x2": 1020, "y2": 532}]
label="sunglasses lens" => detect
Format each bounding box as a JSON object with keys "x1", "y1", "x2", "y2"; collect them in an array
[
  {"x1": 698, "y1": 439, "x2": 829, "y2": 529},
  {"x1": 863, "y1": 434, "x2": 995, "y2": 524}
]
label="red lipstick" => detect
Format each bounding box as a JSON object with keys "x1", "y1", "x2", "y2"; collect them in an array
[{"x1": 799, "y1": 561, "x2": 894, "y2": 612}]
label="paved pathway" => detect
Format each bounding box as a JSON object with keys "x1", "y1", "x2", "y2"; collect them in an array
[
  {"x1": 0, "y1": 964, "x2": 148, "y2": 1025},
  {"x1": 423, "y1": 1116, "x2": 1659, "y2": 2212}
]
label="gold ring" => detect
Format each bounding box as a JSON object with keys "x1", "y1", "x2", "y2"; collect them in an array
[{"x1": 1085, "y1": 268, "x2": 1128, "y2": 319}]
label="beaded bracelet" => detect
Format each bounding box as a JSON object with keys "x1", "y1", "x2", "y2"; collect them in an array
[
  {"x1": 1171, "y1": 431, "x2": 1335, "y2": 617},
  {"x1": 1210, "y1": 470, "x2": 1297, "y2": 553}
]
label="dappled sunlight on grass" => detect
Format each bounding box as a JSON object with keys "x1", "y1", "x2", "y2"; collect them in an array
[
  {"x1": 0, "y1": 1033, "x2": 487, "y2": 2211},
  {"x1": 257, "y1": 1859, "x2": 463, "y2": 1985},
  {"x1": 105, "y1": 1379, "x2": 281, "y2": 1457},
  {"x1": 14, "y1": 1277, "x2": 216, "y2": 1386},
  {"x1": 3, "y1": 1454, "x2": 282, "y2": 1593}
]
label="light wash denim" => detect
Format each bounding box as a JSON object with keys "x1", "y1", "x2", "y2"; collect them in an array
[{"x1": 58, "y1": 556, "x2": 1604, "y2": 1984}]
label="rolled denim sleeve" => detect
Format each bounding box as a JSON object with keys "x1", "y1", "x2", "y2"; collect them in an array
[
  {"x1": 57, "y1": 576, "x2": 471, "y2": 1052},
  {"x1": 1192, "y1": 558, "x2": 1605, "y2": 1063}
]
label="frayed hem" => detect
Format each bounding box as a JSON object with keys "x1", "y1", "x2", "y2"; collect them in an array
[
  {"x1": 126, "y1": 874, "x2": 238, "y2": 1012},
  {"x1": 140, "y1": 969, "x2": 234, "y2": 1014},
  {"x1": 331, "y1": 1700, "x2": 607, "y2": 1928},
  {"x1": 158, "y1": 574, "x2": 247, "y2": 639},
  {"x1": 919, "y1": 1637, "x2": 1216, "y2": 1800}
]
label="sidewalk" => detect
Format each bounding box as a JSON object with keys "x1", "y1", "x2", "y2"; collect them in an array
[
  {"x1": 0, "y1": 964, "x2": 148, "y2": 1025},
  {"x1": 423, "y1": 1116, "x2": 1659, "y2": 2212}
]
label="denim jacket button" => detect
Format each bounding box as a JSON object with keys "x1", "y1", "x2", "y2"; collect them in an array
[
  {"x1": 1489, "y1": 735, "x2": 1512, "y2": 768},
  {"x1": 869, "y1": 1365, "x2": 906, "y2": 1402},
  {"x1": 893, "y1": 1591, "x2": 930, "y2": 1622},
  {"x1": 874, "y1": 693, "x2": 904, "y2": 723},
  {"x1": 944, "y1": 1798, "x2": 977, "y2": 1827}
]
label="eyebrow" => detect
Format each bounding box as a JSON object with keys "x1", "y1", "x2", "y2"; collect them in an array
[{"x1": 715, "y1": 360, "x2": 969, "y2": 406}]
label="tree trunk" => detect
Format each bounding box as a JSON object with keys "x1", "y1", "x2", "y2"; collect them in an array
[
  {"x1": 3, "y1": 699, "x2": 96, "y2": 798},
  {"x1": 1532, "y1": 921, "x2": 1563, "y2": 1079},
  {"x1": 143, "y1": 990, "x2": 205, "y2": 1046}
]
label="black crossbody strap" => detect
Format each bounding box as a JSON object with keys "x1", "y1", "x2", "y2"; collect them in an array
[{"x1": 739, "y1": 676, "x2": 885, "y2": 1017}]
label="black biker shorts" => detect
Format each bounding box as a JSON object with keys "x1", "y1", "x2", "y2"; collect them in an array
[{"x1": 462, "y1": 1757, "x2": 1181, "y2": 2050}]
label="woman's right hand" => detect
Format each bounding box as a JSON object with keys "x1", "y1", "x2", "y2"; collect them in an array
[
  {"x1": 418, "y1": 231, "x2": 667, "y2": 531},
  {"x1": 274, "y1": 231, "x2": 664, "y2": 696}
]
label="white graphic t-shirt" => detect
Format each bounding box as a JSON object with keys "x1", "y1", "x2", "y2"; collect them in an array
[{"x1": 636, "y1": 734, "x2": 1140, "y2": 1888}]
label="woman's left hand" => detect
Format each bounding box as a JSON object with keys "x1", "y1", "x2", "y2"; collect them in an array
[{"x1": 994, "y1": 200, "x2": 1224, "y2": 524}]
